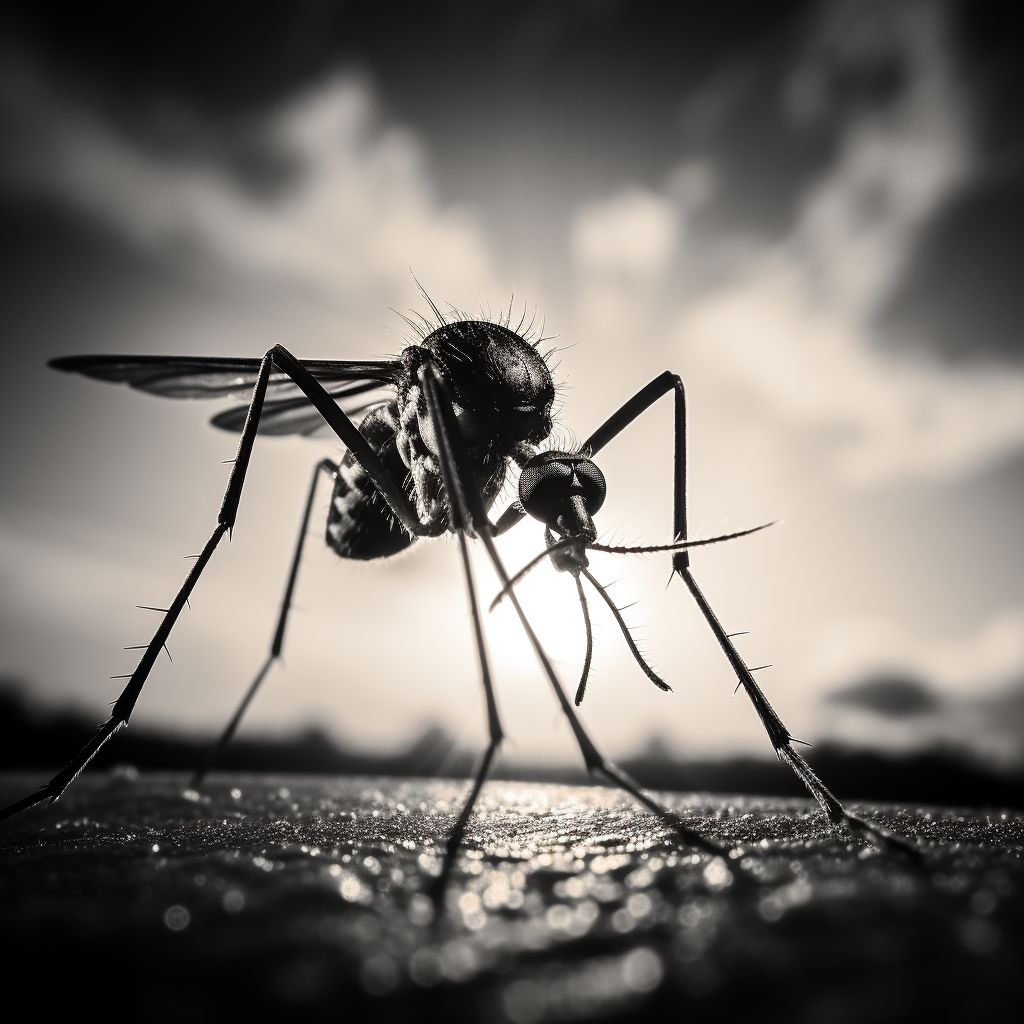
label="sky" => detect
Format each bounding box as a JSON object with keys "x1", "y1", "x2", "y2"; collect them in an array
[{"x1": 1, "y1": 0, "x2": 1023, "y2": 773}]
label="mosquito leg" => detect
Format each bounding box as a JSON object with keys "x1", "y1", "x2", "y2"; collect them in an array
[
  {"x1": 190, "y1": 458, "x2": 338, "y2": 790},
  {"x1": 495, "y1": 577, "x2": 737, "y2": 873},
  {"x1": 265, "y1": 346, "x2": 424, "y2": 534},
  {"x1": 430, "y1": 530, "x2": 504, "y2": 906},
  {"x1": 2, "y1": 346, "x2": 431, "y2": 823},
  {"x1": 583, "y1": 372, "x2": 691, "y2": 569},
  {"x1": 584, "y1": 372, "x2": 920, "y2": 861},
  {"x1": 418, "y1": 362, "x2": 743, "y2": 882},
  {"x1": 482, "y1": 443, "x2": 548, "y2": 536},
  {"x1": 397, "y1": 362, "x2": 505, "y2": 906},
  {"x1": 490, "y1": 501, "x2": 527, "y2": 536},
  {"x1": 680, "y1": 569, "x2": 920, "y2": 860},
  {"x1": 0, "y1": 353, "x2": 278, "y2": 822}
]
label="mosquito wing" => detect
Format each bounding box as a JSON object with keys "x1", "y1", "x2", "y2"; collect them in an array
[
  {"x1": 50, "y1": 353, "x2": 403, "y2": 438},
  {"x1": 209, "y1": 387, "x2": 389, "y2": 438}
]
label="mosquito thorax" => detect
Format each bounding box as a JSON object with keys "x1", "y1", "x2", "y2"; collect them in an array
[
  {"x1": 415, "y1": 321, "x2": 554, "y2": 447},
  {"x1": 518, "y1": 450, "x2": 607, "y2": 540}
]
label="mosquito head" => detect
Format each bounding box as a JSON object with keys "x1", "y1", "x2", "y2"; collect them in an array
[
  {"x1": 518, "y1": 450, "x2": 607, "y2": 541},
  {"x1": 421, "y1": 321, "x2": 554, "y2": 447}
]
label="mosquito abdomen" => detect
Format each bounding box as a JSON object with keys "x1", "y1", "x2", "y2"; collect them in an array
[{"x1": 326, "y1": 405, "x2": 418, "y2": 560}]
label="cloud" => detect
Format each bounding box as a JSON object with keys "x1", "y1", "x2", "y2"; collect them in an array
[
  {"x1": 568, "y1": 0, "x2": 1024, "y2": 485},
  {"x1": 571, "y1": 187, "x2": 678, "y2": 283},
  {"x1": 883, "y1": 173, "x2": 1024, "y2": 363},
  {"x1": 973, "y1": 685, "x2": 1024, "y2": 758},
  {"x1": 786, "y1": 0, "x2": 971, "y2": 316},
  {"x1": 678, "y1": 267, "x2": 1024, "y2": 483},
  {"x1": 824, "y1": 674, "x2": 1024, "y2": 770},
  {"x1": 826, "y1": 674, "x2": 941, "y2": 718},
  {"x1": 0, "y1": 56, "x2": 499, "y2": 309},
  {"x1": 806, "y1": 607, "x2": 1024, "y2": 699},
  {"x1": 814, "y1": 609, "x2": 1024, "y2": 766}
]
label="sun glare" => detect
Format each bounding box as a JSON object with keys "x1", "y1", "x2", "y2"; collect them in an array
[{"x1": 476, "y1": 528, "x2": 590, "y2": 679}]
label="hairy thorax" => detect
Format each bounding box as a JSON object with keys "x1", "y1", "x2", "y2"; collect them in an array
[{"x1": 327, "y1": 322, "x2": 556, "y2": 561}]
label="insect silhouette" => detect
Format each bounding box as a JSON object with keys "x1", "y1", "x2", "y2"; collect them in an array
[{"x1": 1, "y1": 295, "x2": 918, "y2": 896}]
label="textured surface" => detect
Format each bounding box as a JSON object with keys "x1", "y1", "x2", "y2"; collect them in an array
[{"x1": 1, "y1": 772, "x2": 1021, "y2": 1022}]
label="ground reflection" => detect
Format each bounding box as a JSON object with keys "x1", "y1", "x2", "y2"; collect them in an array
[{"x1": 1, "y1": 774, "x2": 1021, "y2": 1022}]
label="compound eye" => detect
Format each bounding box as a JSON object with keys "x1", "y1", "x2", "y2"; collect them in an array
[
  {"x1": 517, "y1": 453, "x2": 607, "y2": 526},
  {"x1": 518, "y1": 457, "x2": 573, "y2": 525},
  {"x1": 573, "y1": 459, "x2": 607, "y2": 516}
]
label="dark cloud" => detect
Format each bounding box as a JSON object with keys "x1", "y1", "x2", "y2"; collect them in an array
[
  {"x1": 0, "y1": 2, "x2": 817, "y2": 252},
  {"x1": 2, "y1": 1, "x2": 809, "y2": 127},
  {"x1": 952, "y1": 0, "x2": 1024, "y2": 162},
  {"x1": 15, "y1": 0, "x2": 1016, "y2": 304},
  {"x1": 883, "y1": 172, "x2": 1024, "y2": 363},
  {"x1": 699, "y1": 0, "x2": 918, "y2": 238},
  {"x1": 976, "y1": 681, "x2": 1024, "y2": 745},
  {"x1": 875, "y1": 1, "x2": 1024, "y2": 364},
  {"x1": 6, "y1": 1, "x2": 1019, "y2": 267},
  {"x1": 827, "y1": 674, "x2": 943, "y2": 718},
  {"x1": 1, "y1": 0, "x2": 346, "y2": 111},
  {"x1": 826, "y1": 671, "x2": 1024, "y2": 767}
]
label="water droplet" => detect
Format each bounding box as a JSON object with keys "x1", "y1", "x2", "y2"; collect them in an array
[
  {"x1": 222, "y1": 889, "x2": 245, "y2": 913},
  {"x1": 502, "y1": 979, "x2": 545, "y2": 1024},
  {"x1": 702, "y1": 857, "x2": 732, "y2": 890},
  {"x1": 622, "y1": 947, "x2": 663, "y2": 993},
  {"x1": 960, "y1": 917, "x2": 1000, "y2": 956},
  {"x1": 163, "y1": 904, "x2": 190, "y2": 932},
  {"x1": 408, "y1": 948, "x2": 441, "y2": 987},
  {"x1": 971, "y1": 889, "x2": 997, "y2": 916},
  {"x1": 339, "y1": 873, "x2": 369, "y2": 903},
  {"x1": 626, "y1": 892, "x2": 653, "y2": 919}
]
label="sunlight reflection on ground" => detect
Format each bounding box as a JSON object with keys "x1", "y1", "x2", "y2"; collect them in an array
[{"x1": 1, "y1": 774, "x2": 1021, "y2": 1022}]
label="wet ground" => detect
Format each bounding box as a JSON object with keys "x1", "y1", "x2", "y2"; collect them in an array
[{"x1": 1, "y1": 773, "x2": 1021, "y2": 1022}]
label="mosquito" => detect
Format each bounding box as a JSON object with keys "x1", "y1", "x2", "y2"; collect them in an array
[{"x1": 0, "y1": 295, "x2": 918, "y2": 898}]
